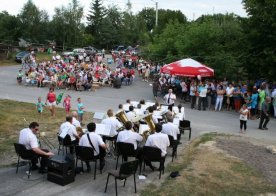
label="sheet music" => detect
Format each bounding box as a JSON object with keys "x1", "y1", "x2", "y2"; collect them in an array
[
  {"x1": 95, "y1": 124, "x2": 112, "y2": 136},
  {"x1": 161, "y1": 105, "x2": 168, "y2": 111},
  {"x1": 145, "y1": 102, "x2": 155, "y2": 108},
  {"x1": 139, "y1": 124, "x2": 149, "y2": 134},
  {"x1": 93, "y1": 112, "x2": 106, "y2": 120}
]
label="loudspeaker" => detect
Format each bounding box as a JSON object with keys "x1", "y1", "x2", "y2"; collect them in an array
[
  {"x1": 113, "y1": 77, "x2": 122, "y2": 88},
  {"x1": 47, "y1": 154, "x2": 75, "y2": 186}
]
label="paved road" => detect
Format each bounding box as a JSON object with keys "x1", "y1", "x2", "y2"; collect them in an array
[{"x1": 0, "y1": 60, "x2": 276, "y2": 195}]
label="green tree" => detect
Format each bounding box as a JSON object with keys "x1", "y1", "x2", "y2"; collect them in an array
[
  {"x1": 86, "y1": 0, "x2": 106, "y2": 47},
  {"x1": 18, "y1": 0, "x2": 49, "y2": 43},
  {"x1": 242, "y1": 0, "x2": 276, "y2": 80},
  {"x1": 0, "y1": 11, "x2": 21, "y2": 41}
]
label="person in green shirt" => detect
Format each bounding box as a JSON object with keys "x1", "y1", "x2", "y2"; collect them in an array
[{"x1": 17, "y1": 70, "x2": 24, "y2": 84}]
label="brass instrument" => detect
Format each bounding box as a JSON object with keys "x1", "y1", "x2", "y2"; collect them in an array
[
  {"x1": 141, "y1": 113, "x2": 156, "y2": 140},
  {"x1": 39, "y1": 132, "x2": 55, "y2": 149},
  {"x1": 115, "y1": 110, "x2": 128, "y2": 125}
]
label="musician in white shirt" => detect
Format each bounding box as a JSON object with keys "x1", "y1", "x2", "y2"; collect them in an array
[
  {"x1": 162, "y1": 117, "x2": 180, "y2": 140},
  {"x1": 19, "y1": 122, "x2": 54, "y2": 173},
  {"x1": 145, "y1": 123, "x2": 170, "y2": 170},
  {"x1": 101, "y1": 109, "x2": 122, "y2": 136},
  {"x1": 126, "y1": 106, "x2": 136, "y2": 121},
  {"x1": 59, "y1": 116, "x2": 80, "y2": 153},
  {"x1": 164, "y1": 89, "x2": 176, "y2": 111},
  {"x1": 72, "y1": 111, "x2": 81, "y2": 128},
  {"x1": 117, "y1": 121, "x2": 143, "y2": 150},
  {"x1": 79, "y1": 123, "x2": 107, "y2": 171},
  {"x1": 116, "y1": 121, "x2": 143, "y2": 161}
]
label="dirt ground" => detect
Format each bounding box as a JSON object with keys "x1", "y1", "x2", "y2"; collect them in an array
[{"x1": 216, "y1": 136, "x2": 276, "y2": 184}]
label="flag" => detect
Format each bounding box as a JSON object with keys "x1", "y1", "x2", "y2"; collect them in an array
[{"x1": 56, "y1": 92, "x2": 64, "y2": 105}]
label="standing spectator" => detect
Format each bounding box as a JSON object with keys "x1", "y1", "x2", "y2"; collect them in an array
[
  {"x1": 239, "y1": 104, "x2": 249, "y2": 133},
  {"x1": 226, "y1": 84, "x2": 234, "y2": 111},
  {"x1": 233, "y1": 86, "x2": 242, "y2": 112},
  {"x1": 251, "y1": 87, "x2": 259, "y2": 120},
  {"x1": 36, "y1": 97, "x2": 45, "y2": 118},
  {"x1": 190, "y1": 81, "x2": 196, "y2": 109},
  {"x1": 180, "y1": 81, "x2": 188, "y2": 102},
  {"x1": 63, "y1": 95, "x2": 71, "y2": 116},
  {"x1": 215, "y1": 85, "x2": 225, "y2": 111},
  {"x1": 198, "y1": 82, "x2": 207, "y2": 111},
  {"x1": 77, "y1": 98, "x2": 85, "y2": 125},
  {"x1": 272, "y1": 88, "x2": 276, "y2": 118},
  {"x1": 46, "y1": 87, "x2": 56, "y2": 117},
  {"x1": 258, "y1": 97, "x2": 271, "y2": 130}
]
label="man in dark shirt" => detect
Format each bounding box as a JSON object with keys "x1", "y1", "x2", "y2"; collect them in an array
[{"x1": 258, "y1": 97, "x2": 271, "y2": 130}]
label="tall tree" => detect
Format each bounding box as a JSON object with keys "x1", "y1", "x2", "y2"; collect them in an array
[
  {"x1": 242, "y1": 0, "x2": 276, "y2": 80},
  {"x1": 87, "y1": 0, "x2": 106, "y2": 47},
  {"x1": 18, "y1": 0, "x2": 49, "y2": 43}
]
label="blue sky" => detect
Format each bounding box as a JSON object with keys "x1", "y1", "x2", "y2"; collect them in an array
[{"x1": 0, "y1": 0, "x2": 247, "y2": 20}]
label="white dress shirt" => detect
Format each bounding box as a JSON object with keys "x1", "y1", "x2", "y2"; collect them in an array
[
  {"x1": 116, "y1": 130, "x2": 143, "y2": 150},
  {"x1": 59, "y1": 121, "x2": 78, "y2": 141},
  {"x1": 145, "y1": 132, "x2": 170, "y2": 157},
  {"x1": 101, "y1": 117, "x2": 122, "y2": 136},
  {"x1": 162, "y1": 122, "x2": 180, "y2": 140},
  {"x1": 164, "y1": 93, "x2": 176, "y2": 105},
  {"x1": 126, "y1": 111, "x2": 136, "y2": 121},
  {"x1": 19, "y1": 128, "x2": 39, "y2": 150},
  {"x1": 72, "y1": 117, "x2": 81, "y2": 128},
  {"x1": 79, "y1": 132, "x2": 104, "y2": 156}
]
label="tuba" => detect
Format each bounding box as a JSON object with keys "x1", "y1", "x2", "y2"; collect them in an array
[
  {"x1": 142, "y1": 114, "x2": 156, "y2": 140},
  {"x1": 115, "y1": 110, "x2": 128, "y2": 125}
]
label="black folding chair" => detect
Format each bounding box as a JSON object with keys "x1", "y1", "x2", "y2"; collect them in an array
[
  {"x1": 105, "y1": 160, "x2": 139, "y2": 196},
  {"x1": 115, "y1": 142, "x2": 136, "y2": 169},
  {"x1": 142, "y1": 146, "x2": 166, "y2": 179},
  {"x1": 168, "y1": 135, "x2": 178, "y2": 162},
  {"x1": 179, "y1": 120, "x2": 192, "y2": 140},
  {"x1": 58, "y1": 134, "x2": 74, "y2": 155},
  {"x1": 14, "y1": 143, "x2": 37, "y2": 179},
  {"x1": 75, "y1": 145, "x2": 101, "y2": 180}
]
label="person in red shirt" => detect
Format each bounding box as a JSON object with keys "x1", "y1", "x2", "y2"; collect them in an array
[{"x1": 46, "y1": 87, "x2": 56, "y2": 117}]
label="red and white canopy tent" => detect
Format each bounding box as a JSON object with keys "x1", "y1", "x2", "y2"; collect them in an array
[{"x1": 160, "y1": 58, "x2": 214, "y2": 77}]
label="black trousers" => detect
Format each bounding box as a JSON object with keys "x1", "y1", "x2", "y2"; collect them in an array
[
  {"x1": 31, "y1": 149, "x2": 49, "y2": 170},
  {"x1": 190, "y1": 96, "x2": 196, "y2": 109},
  {"x1": 240, "y1": 120, "x2": 247, "y2": 130},
  {"x1": 198, "y1": 97, "x2": 207, "y2": 110},
  {"x1": 259, "y1": 112, "x2": 270, "y2": 128}
]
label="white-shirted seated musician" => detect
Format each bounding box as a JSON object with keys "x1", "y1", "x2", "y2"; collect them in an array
[
  {"x1": 72, "y1": 111, "x2": 81, "y2": 128},
  {"x1": 79, "y1": 122, "x2": 107, "y2": 171},
  {"x1": 126, "y1": 105, "x2": 136, "y2": 121},
  {"x1": 148, "y1": 106, "x2": 159, "y2": 124},
  {"x1": 116, "y1": 121, "x2": 143, "y2": 161},
  {"x1": 101, "y1": 109, "x2": 122, "y2": 136},
  {"x1": 145, "y1": 123, "x2": 170, "y2": 171},
  {"x1": 59, "y1": 116, "x2": 80, "y2": 153},
  {"x1": 162, "y1": 116, "x2": 180, "y2": 140}
]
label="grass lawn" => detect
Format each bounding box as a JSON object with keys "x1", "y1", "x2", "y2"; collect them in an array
[
  {"x1": 0, "y1": 99, "x2": 92, "y2": 166},
  {"x1": 141, "y1": 133, "x2": 276, "y2": 196},
  {"x1": 0, "y1": 52, "x2": 52, "y2": 66}
]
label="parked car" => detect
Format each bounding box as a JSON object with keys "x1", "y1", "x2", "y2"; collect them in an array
[
  {"x1": 84, "y1": 46, "x2": 99, "y2": 55},
  {"x1": 15, "y1": 51, "x2": 30, "y2": 63}
]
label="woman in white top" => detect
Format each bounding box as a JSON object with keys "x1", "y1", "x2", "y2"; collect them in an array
[{"x1": 239, "y1": 104, "x2": 249, "y2": 133}]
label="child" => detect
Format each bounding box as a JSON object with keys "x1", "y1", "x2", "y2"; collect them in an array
[
  {"x1": 239, "y1": 104, "x2": 249, "y2": 133},
  {"x1": 63, "y1": 95, "x2": 71, "y2": 115},
  {"x1": 77, "y1": 98, "x2": 85, "y2": 125},
  {"x1": 36, "y1": 97, "x2": 45, "y2": 118}
]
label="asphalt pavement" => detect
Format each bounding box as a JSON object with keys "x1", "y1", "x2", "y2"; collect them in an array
[{"x1": 0, "y1": 58, "x2": 275, "y2": 195}]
